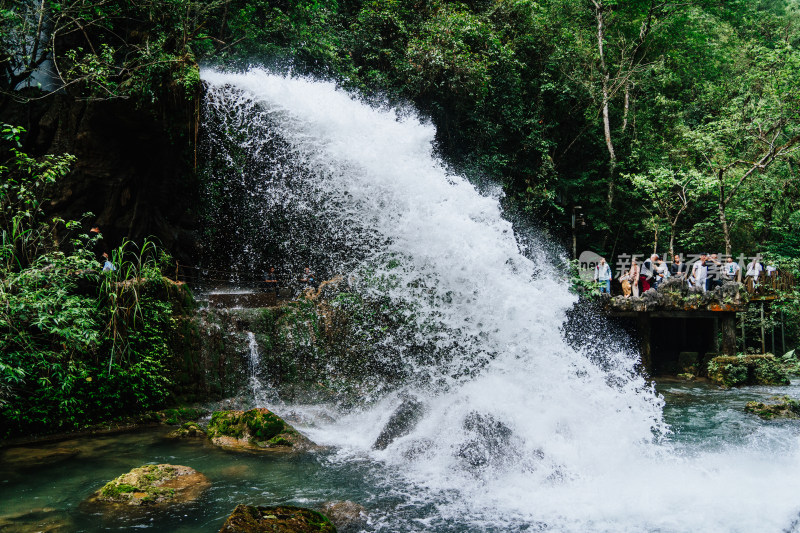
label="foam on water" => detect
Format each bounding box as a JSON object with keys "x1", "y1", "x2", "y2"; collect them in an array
[{"x1": 202, "y1": 68, "x2": 800, "y2": 532}]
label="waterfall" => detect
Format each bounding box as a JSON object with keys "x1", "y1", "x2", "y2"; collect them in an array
[
  {"x1": 245, "y1": 331, "x2": 268, "y2": 406},
  {"x1": 201, "y1": 69, "x2": 800, "y2": 533}
]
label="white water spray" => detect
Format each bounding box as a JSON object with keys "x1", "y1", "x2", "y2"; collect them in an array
[
  {"x1": 245, "y1": 331, "x2": 269, "y2": 405},
  {"x1": 202, "y1": 69, "x2": 800, "y2": 532}
]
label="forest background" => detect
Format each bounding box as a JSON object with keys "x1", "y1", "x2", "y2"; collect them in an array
[
  {"x1": 2, "y1": 0, "x2": 800, "y2": 436},
  {"x1": 4, "y1": 0, "x2": 800, "y2": 261}
]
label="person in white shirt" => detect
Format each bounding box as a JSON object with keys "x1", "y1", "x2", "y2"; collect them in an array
[
  {"x1": 723, "y1": 256, "x2": 740, "y2": 282},
  {"x1": 654, "y1": 257, "x2": 670, "y2": 288},
  {"x1": 746, "y1": 256, "x2": 763, "y2": 283},
  {"x1": 690, "y1": 253, "x2": 708, "y2": 291},
  {"x1": 593, "y1": 257, "x2": 612, "y2": 294}
]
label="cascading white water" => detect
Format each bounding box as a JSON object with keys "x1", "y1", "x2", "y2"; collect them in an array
[
  {"x1": 245, "y1": 331, "x2": 269, "y2": 405},
  {"x1": 202, "y1": 69, "x2": 800, "y2": 532}
]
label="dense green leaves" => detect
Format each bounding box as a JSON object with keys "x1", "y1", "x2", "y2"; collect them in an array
[{"x1": 0, "y1": 126, "x2": 181, "y2": 437}]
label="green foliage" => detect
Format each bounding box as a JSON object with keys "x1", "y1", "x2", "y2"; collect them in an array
[
  {"x1": 745, "y1": 396, "x2": 800, "y2": 420},
  {"x1": 206, "y1": 408, "x2": 288, "y2": 443},
  {"x1": 707, "y1": 354, "x2": 791, "y2": 388},
  {"x1": 0, "y1": 127, "x2": 184, "y2": 438},
  {"x1": 566, "y1": 259, "x2": 603, "y2": 298}
]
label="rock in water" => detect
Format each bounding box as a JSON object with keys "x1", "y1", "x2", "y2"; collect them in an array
[
  {"x1": 745, "y1": 397, "x2": 800, "y2": 419},
  {"x1": 373, "y1": 396, "x2": 425, "y2": 450},
  {"x1": 219, "y1": 504, "x2": 336, "y2": 532},
  {"x1": 165, "y1": 421, "x2": 206, "y2": 439},
  {"x1": 458, "y1": 412, "x2": 525, "y2": 469},
  {"x1": 320, "y1": 501, "x2": 366, "y2": 529},
  {"x1": 0, "y1": 447, "x2": 80, "y2": 469},
  {"x1": 85, "y1": 464, "x2": 210, "y2": 508},
  {"x1": 207, "y1": 408, "x2": 316, "y2": 453},
  {"x1": 0, "y1": 507, "x2": 75, "y2": 532}
]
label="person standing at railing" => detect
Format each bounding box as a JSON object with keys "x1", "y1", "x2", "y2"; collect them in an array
[
  {"x1": 723, "y1": 255, "x2": 740, "y2": 283},
  {"x1": 593, "y1": 257, "x2": 612, "y2": 294},
  {"x1": 707, "y1": 253, "x2": 722, "y2": 290},
  {"x1": 640, "y1": 254, "x2": 658, "y2": 292},
  {"x1": 630, "y1": 259, "x2": 640, "y2": 297},
  {"x1": 746, "y1": 255, "x2": 763, "y2": 290},
  {"x1": 264, "y1": 267, "x2": 279, "y2": 297},
  {"x1": 690, "y1": 253, "x2": 708, "y2": 291}
]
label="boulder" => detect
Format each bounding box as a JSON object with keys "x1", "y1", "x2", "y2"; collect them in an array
[
  {"x1": 320, "y1": 501, "x2": 366, "y2": 529},
  {"x1": 745, "y1": 397, "x2": 800, "y2": 419},
  {"x1": 84, "y1": 464, "x2": 210, "y2": 508},
  {"x1": 165, "y1": 422, "x2": 206, "y2": 439},
  {"x1": 219, "y1": 504, "x2": 336, "y2": 532},
  {"x1": 458, "y1": 412, "x2": 524, "y2": 469},
  {"x1": 707, "y1": 354, "x2": 791, "y2": 388},
  {"x1": 207, "y1": 408, "x2": 316, "y2": 453},
  {"x1": 373, "y1": 396, "x2": 426, "y2": 450}
]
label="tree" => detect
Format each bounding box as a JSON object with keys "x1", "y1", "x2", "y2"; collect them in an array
[
  {"x1": 627, "y1": 166, "x2": 712, "y2": 257},
  {"x1": 688, "y1": 43, "x2": 800, "y2": 254}
]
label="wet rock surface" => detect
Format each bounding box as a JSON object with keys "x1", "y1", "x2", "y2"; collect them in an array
[
  {"x1": 745, "y1": 397, "x2": 800, "y2": 419},
  {"x1": 219, "y1": 504, "x2": 336, "y2": 532},
  {"x1": 84, "y1": 464, "x2": 210, "y2": 508},
  {"x1": 373, "y1": 396, "x2": 425, "y2": 450},
  {"x1": 0, "y1": 447, "x2": 80, "y2": 469},
  {"x1": 0, "y1": 507, "x2": 75, "y2": 533},
  {"x1": 207, "y1": 408, "x2": 316, "y2": 453},
  {"x1": 707, "y1": 355, "x2": 790, "y2": 388},
  {"x1": 165, "y1": 422, "x2": 207, "y2": 439},
  {"x1": 458, "y1": 412, "x2": 523, "y2": 469},
  {"x1": 320, "y1": 500, "x2": 366, "y2": 530}
]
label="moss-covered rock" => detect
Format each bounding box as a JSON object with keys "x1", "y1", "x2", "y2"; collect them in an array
[
  {"x1": 745, "y1": 397, "x2": 800, "y2": 419},
  {"x1": 85, "y1": 464, "x2": 210, "y2": 508},
  {"x1": 219, "y1": 505, "x2": 336, "y2": 533},
  {"x1": 165, "y1": 422, "x2": 206, "y2": 439},
  {"x1": 707, "y1": 354, "x2": 791, "y2": 388},
  {"x1": 206, "y1": 408, "x2": 315, "y2": 453}
]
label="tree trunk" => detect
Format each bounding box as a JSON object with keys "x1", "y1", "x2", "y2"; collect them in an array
[
  {"x1": 622, "y1": 83, "x2": 630, "y2": 132},
  {"x1": 718, "y1": 201, "x2": 732, "y2": 255},
  {"x1": 668, "y1": 225, "x2": 675, "y2": 259},
  {"x1": 593, "y1": 0, "x2": 617, "y2": 250},
  {"x1": 718, "y1": 169, "x2": 732, "y2": 255},
  {"x1": 653, "y1": 222, "x2": 659, "y2": 255}
]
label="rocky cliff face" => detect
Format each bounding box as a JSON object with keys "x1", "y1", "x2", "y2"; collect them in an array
[{"x1": 2, "y1": 90, "x2": 200, "y2": 264}]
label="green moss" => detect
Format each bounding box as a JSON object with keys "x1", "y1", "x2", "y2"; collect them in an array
[
  {"x1": 208, "y1": 411, "x2": 245, "y2": 438},
  {"x1": 220, "y1": 505, "x2": 336, "y2": 532},
  {"x1": 745, "y1": 397, "x2": 800, "y2": 419},
  {"x1": 708, "y1": 354, "x2": 791, "y2": 388},
  {"x1": 100, "y1": 482, "x2": 138, "y2": 498},
  {"x1": 242, "y1": 409, "x2": 285, "y2": 441},
  {"x1": 206, "y1": 408, "x2": 309, "y2": 450},
  {"x1": 160, "y1": 407, "x2": 206, "y2": 425},
  {"x1": 96, "y1": 464, "x2": 185, "y2": 504}
]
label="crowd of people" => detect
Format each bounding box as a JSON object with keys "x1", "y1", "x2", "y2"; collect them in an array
[{"x1": 593, "y1": 253, "x2": 776, "y2": 297}]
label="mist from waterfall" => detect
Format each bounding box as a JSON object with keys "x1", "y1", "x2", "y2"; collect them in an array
[{"x1": 201, "y1": 68, "x2": 800, "y2": 533}]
